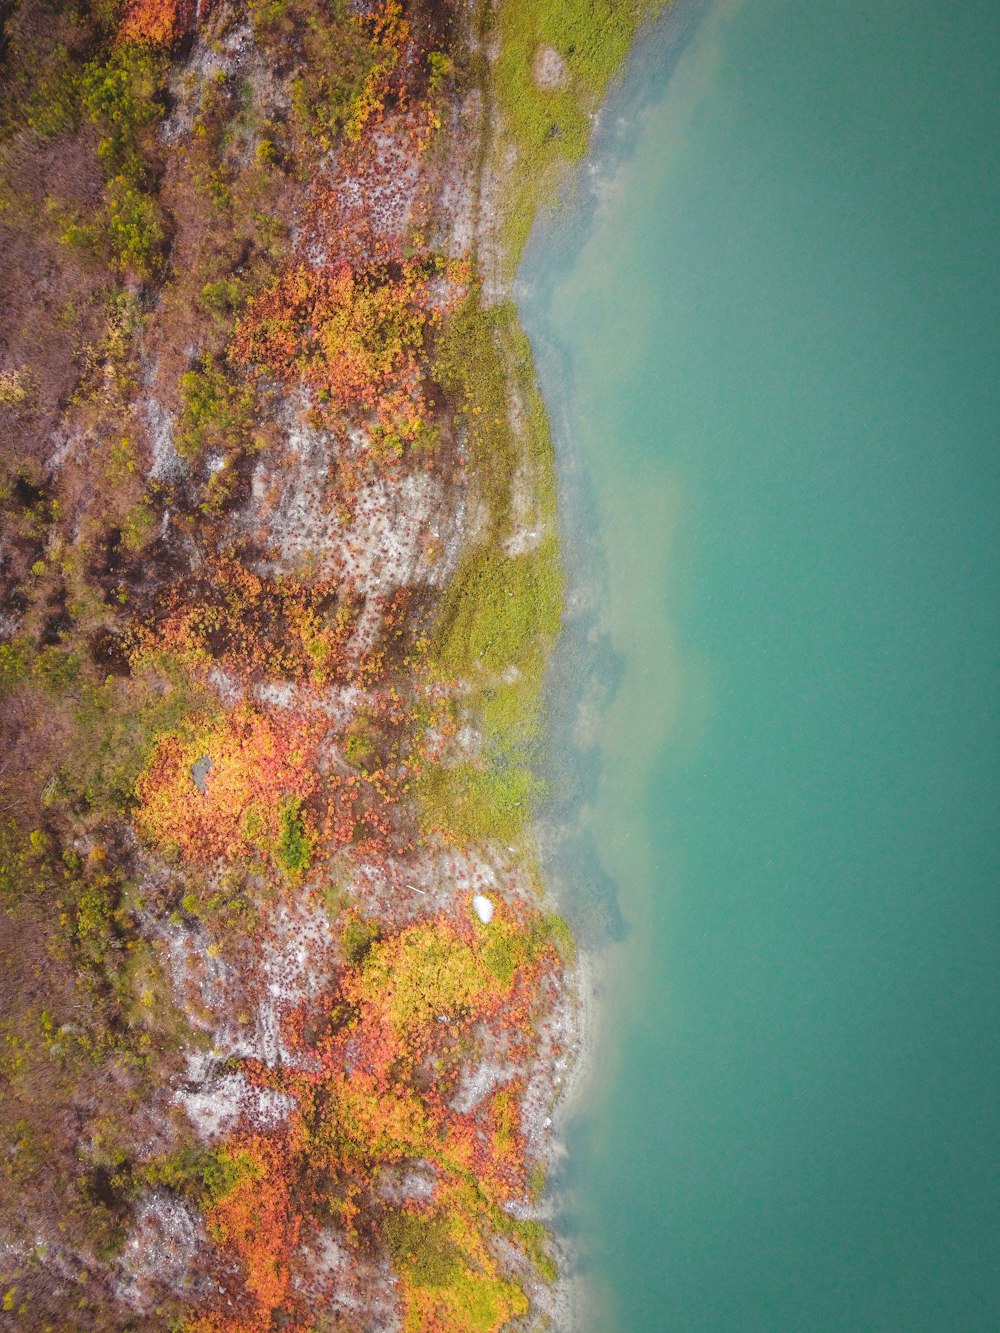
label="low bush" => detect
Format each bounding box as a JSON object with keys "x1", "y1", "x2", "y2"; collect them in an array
[{"x1": 176, "y1": 355, "x2": 257, "y2": 459}]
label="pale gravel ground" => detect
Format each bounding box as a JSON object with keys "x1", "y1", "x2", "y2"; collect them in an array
[
  {"x1": 116, "y1": 1191, "x2": 204, "y2": 1311},
  {"x1": 145, "y1": 395, "x2": 184, "y2": 483}
]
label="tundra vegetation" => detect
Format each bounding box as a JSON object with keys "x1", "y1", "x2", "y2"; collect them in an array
[{"x1": 0, "y1": 0, "x2": 647, "y2": 1326}]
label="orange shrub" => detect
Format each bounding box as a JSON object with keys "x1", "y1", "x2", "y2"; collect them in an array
[
  {"x1": 233, "y1": 254, "x2": 464, "y2": 439},
  {"x1": 234, "y1": 259, "x2": 428, "y2": 409},
  {"x1": 193, "y1": 1133, "x2": 303, "y2": 1331},
  {"x1": 118, "y1": 0, "x2": 201, "y2": 47},
  {"x1": 131, "y1": 558, "x2": 358, "y2": 686},
  {"x1": 135, "y1": 705, "x2": 323, "y2": 863}
]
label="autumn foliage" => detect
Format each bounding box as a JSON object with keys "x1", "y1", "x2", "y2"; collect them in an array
[
  {"x1": 234, "y1": 253, "x2": 465, "y2": 442},
  {"x1": 118, "y1": 0, "x2": 207, "y2": 47},
  {"x1": 135, "y1": 705, "x2": 323, "y2": 864},
  {"x1": 130, "y1": 557, "x2": 359, "y2": 686},
  {"x1": 189, "y1": 903, "x2": 559, "y2": 1330}
]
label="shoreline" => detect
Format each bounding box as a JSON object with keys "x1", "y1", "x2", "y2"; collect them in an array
[
  {"x1": 455, "y1": 0, "x2": 694, "y2": 1321},
  {"x1": 509, "y1": 8, "x2": 716, "y2": 1317},
  {"x1": 547, "y1": 945, "x2": 608, "y2": 1329}
]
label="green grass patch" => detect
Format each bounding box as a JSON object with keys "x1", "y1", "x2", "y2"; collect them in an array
[
  {"x1": 139, "y1": 1144, "x2": 260, "y2": 1208},
  {"x1": 537, "y1": 909, "x2": 575, "y2": 962},
  {"x1": 79, "y1": 45, "x2": 169, "y2": 275},
  {"x1": 418, "y1": 755, "x2": 537, "y2": 845},
  {"x1": 490, "y1": 0, "x2": 656, "y2": 266},
  {"x1": 339, "y1": 913, "x2": 379, "y2": 965},
  {"x1": 489, "y1": 1199, "x2": 559, "y2": 1281},
  {"x1": 0, "y1": 639, "x2": 32, "y2": 694},
  {"x1": 18, "y1": 44, "x2": 82, "y2": 141},
  {"x1": 344, "y1": 717, "x2": 375, "y2": 769},
  {"x1": 433, "y1": 298, "x2": 557, "y2": 522},
  {"x1": 433, "y1": 297, "x2": 520, "y2": 528},
  {"x1": 176, "y1": 354, "x2": 257, "y2": 460},
  {"x1": 424, "y1": 295, "x2": 563, "y2": 844},
  {"x1": 477, "y1": 908, "x2": 572, "y2": 982},
  {"x1": 384, "y1": 1210, "x2": 464, "y2": 1288},
  {"x1": 433, "y1": 536, "x2": 561, "y2": 682},
  {"x1": 60, "y1": 655, "x2": 212, "y2": 814},
  {"x1": 275, "y1": 798, "x2": 313, "y2": 877},
  {"x1": 384, "y1": 1208, "x2": 529, "y2": 1330},
  {"x1": 430, "y1": 297, "x2": 562, "y2": 690},
  {"x1": 480, "y1": 927, "x2": 529, "y2": 986},
  {"x1": 102, "y1": 173, "x2": 165, "y2": 277}
]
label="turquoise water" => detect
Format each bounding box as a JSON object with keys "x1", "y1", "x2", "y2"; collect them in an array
[{"x1": 517, "y1": 0, "x2": 1000, "y2": 1328}]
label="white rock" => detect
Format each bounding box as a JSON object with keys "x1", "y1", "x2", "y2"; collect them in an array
[
  {"x1": 472, "y1": 894, "x2": 494, "y2": 924},
  {"x1": 532, "y1": 43, "x2": 569, "y2": 90}
]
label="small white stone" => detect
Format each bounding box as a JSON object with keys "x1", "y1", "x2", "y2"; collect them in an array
[
  {"x1": 532, "y1": 44, "x2": 569, "y2": 90},
  {"x1": 472, "y1": 894, "x2": 494, "y2": 924}
]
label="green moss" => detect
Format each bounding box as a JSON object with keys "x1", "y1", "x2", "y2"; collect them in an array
[
  {"x1": 478, "y1": 909, "x2": 567, "y2": 983},
  {"x1": 431, "y1": 299, "x2": 561, "y2": 679},
  {"x1": 54, "y1": 657, "x2": 211, "y2": 814},
  {"x1": 362, "y1": 922, "x2": 488, "y2": 1032},
  {"x1": 490, "y1": 0, "x2": 656, "y2": 267},
  {"x1": 433, "y1": 298, "x2": 520, "y2": 527},
  {"x1": 539, "y1": 910, "x2": 576, "y2": 963},
  {"x1": 424, "y1": 295, "x2": 563, "y2": 844},
  {"x1": 339, "y1": 913, "x2": 379, "y2": 965},
  {"x1": 417, "y1": 755, "x2": 537, "y2": 844},
  {"x1": 520, "y1": 1220, "x2": 559, "y2": 1282},
  {"x1": 490, "y1": 1203, "x2": 559, "y2": 1281},
  {"x1": 140, "y1": 1145, "x2": 260, "y2": 1207},
  {"x1": 344, "y1": 723, "x2": 374, "y2": 768},
  {"x1": 275, "y1": 798, "x2": 313, "y2": 876},
  {"x1": 384, "y1": 1210, "x2": 464, "y2": 1288},
  {"x1": 176, "y1": 355, "x2": 256, "y2": 459},
  {"x1": 435, "y1": 1261, "x2": 527, "y2": 1331},
  {"x1": 384, "y1": 1209, "x2": 529, "y2": 1330},
  {"x1": 321, "y1": 874, "x2": 351, "y2": 922},
  {"x1": 481, "y1": 927, "x2": 529, "y2": 986},
  {"x1": 433, "y1": 537, "x2": 561, "y2": 682},
  {"x1": 527, "y1": 1160, "x2": 546, "y2": 1199},
  {"x1": 423, "y1": 535, "x2": 559, "y2": 845}
]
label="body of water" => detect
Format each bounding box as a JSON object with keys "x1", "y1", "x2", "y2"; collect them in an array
[{"x1": 518, "y1": 0, "x2": 1000, "y2": 1328}]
